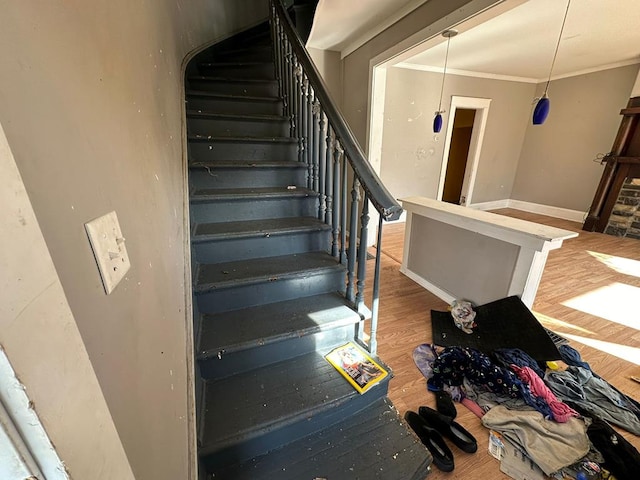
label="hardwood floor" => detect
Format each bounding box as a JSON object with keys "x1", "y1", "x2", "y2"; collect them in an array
[{"x1": 368, "y1": 208, "x2": 640, "y2": 479}]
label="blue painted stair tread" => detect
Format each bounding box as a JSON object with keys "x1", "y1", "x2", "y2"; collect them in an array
[
  {"x1": 430, "y1": 295, "x2": 560, "y2": 362},
  {"x1": 196, "y1": 251, "x2": 341, "y2": 290},
  {"x1": 198, "y1": 293, "x2": 362, "y2": 357},
  {"x1": 210, "y1": 398, "x2": 431, "y2": 480},
  {"x1": 193, "y1": 216, "x2": 328, "y2": 240},
  {"x1": 200, "y1": 351, "x2": 390, "y2": 454}
]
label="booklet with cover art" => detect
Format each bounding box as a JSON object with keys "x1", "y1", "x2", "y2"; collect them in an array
[{"x1": 325, "y1": 342, "x2": 389, "y2": 394}]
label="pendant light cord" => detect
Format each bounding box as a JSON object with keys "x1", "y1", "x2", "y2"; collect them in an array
[
  {"x1": 437, "y1": 35, "x2": 452, "y2": 112},
  {"x1": 543, "y1": 0, "x2": 571, "y2": 95}
]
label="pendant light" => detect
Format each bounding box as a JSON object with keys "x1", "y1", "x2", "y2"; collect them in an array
[
  {"x1": 434, "y1": 29, "x2": 458, "y2": 133},
  {"x1": 533, "y1": 0, "x2": 571, "y2": 125}
]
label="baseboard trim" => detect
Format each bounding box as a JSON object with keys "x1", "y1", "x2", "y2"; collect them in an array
[
  {"x1": 468, "y1": 199, "x2": 510, "y2": 211},
  {"x1": 399, "y1": 266, "x2": 455, "y2": 305},
  {"x1": 468, "y1": 199, "x2": 586, "y2": 223},
  {"x1": 507, "y1": 200, "x2": 586, "y2": 223}
]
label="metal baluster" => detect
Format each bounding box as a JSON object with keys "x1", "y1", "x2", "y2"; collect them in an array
[
  {"x1": 318, "y1": 111, "x2": 327, "y2": 220},
  {"x1": 303, "y1": 77, "x2": 312, "y2": 187},
  {"x1": 287, "y1": 46, "x2": 294, "y2": 121},
  {"x1": 355, "y1": 194, "x2": 369, "y2": 312},
  {"x1": 340, "y1": 151, "x2": 348, "y2": 265},
  {"x1": 369, "y1": 215, "x2": 384, "y2": 356},
  {"x1": 277, "y1": 20, "x2": 285, "y2": 99},
  {"x1": 282, "y1": 37, "x2": 290, "y2": 118},
  {"x1": 292, "y1": 56, "x2": 300, "y2": 137},
  {"x1": 331, "y1": 140, "x2": 341, "y2": 258},
  {"x1": 346, "y1": 177, "x2": 361, "y2": 303},
  {"x1": 311, "y1": 91, "x2": 320, "y2": 193},
  {"x1": 296, "y1": 66, "x2": 305, "y2": 163}
]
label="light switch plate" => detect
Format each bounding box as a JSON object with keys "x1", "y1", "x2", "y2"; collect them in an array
[{"x1": 85, "y1": 211, "x2": 130, "y2": 294}]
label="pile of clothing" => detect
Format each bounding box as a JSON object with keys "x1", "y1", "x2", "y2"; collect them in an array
[{"x1": 412, "y1": 343, "x2": 640, "y2": 480}]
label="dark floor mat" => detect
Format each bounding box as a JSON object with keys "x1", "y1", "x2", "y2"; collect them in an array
[{"x1": 431, "y1": 296, "x2": 560, "y2": 362}]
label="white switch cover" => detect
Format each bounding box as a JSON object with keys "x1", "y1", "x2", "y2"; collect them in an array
[{"x1": 85, "y1": 211, "x2": 130, "y2": 294}]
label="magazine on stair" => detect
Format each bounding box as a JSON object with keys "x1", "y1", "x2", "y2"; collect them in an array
[{"x1": 325, "y1": 342, "x2": 389, "y2": 394}]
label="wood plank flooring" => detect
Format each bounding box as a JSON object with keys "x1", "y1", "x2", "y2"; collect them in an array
[{"x1": 368, "y1": 208, "x2": 640, "y2": 479}]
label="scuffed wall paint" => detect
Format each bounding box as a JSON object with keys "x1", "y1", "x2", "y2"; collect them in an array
[{"x1": 0, "y1": 0, "x2": 268, "y2": 479}]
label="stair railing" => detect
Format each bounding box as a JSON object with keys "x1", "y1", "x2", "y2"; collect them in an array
[{"x1": 270, "y1": 0, "x2": 402, "y2": 355}]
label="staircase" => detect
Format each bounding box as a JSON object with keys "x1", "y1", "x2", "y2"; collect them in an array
[{"x1": 186, "y1": 5, "x2": 432, "y2": 479}]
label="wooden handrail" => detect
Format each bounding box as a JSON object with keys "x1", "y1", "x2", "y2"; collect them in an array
[{"x1": 272, "y1": 0, "x2": 402, "y2": 221}]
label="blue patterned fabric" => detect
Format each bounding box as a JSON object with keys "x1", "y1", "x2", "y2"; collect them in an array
[
  {"x1": 428, "y1": 346, "x2": 554, "y2": 419},
  {"x1": 494, "y1": 348, "x2": 545, "y2": 378}
]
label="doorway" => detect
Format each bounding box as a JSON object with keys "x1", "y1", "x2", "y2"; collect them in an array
[
  {"x1": 436, "y1": 96, "x2": 491, "y2": 206},
  {"x1": 442, "y1": 108, "x2": 476, "y2": 204}
]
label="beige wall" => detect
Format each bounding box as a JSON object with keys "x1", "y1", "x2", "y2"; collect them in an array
[
  {"x1": 0, "y1": 0, "x2": 268, "y2": 479},
  {"x1": 632, "y1": 69, "x2": 640, "y2": 97},
  {"x1": 381, "y1": 67, "x2": 535, "y2": 202},
  {"x1": 512, "y1": 64, "x2": 640, "y2": 212},
  {"x1": 341, "y1": 0, "x2": 501, "y2": 148},
  {"x1": 0, "y1": 121, "x2": 135, "y2": 479},
  {"x1": 308, "y1": 47, "x2": 343, "y2": 107}
]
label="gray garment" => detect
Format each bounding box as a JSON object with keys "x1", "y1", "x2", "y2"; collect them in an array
[
  {"x1": 545, "y1": 366, "x2": 640, "y2": 436},
  {"x1": 482, "y1": 405, "x2": 591, "y2": 475},
  {"x1": 462, "y1": 377, "x2": 531, "y2": 412}
]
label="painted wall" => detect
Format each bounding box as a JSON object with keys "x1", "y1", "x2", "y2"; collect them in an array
[
  {"x1": 0, "y1": 122, "x2": 135, "y2": 479},
  {"x1": 512, "y1": 64, "x2": 640, "y2": 212},
  {"x1": 380, "y1": 67, "x2": 534, "y2": 202},
  {"x1": 341, "y1": 0, "x2": 501, "y2": 149},
  {"x1": 308, "y1": 47, "x2": 343, "y2": 107},
  {"x1": 632, "y1": 69, "x2": 640, "y2": 97},
  {"x1": 0, "y1": 0, "x2": 268, "y2": 479}
]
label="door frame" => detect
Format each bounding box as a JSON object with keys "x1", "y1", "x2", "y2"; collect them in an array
[{"x1": 436, "y1": 96, "x2": 491, "y2": 206}]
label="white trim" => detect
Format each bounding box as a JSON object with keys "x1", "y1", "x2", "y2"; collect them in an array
[
  {"x1": 508, "y1": 199, "x2": 586, "y2": 223},
  {"x1": 340, "y1": 0, "x2": 430, "y2": 59},
  {"x1": 545, "y1": 59, "x2": 640, "y2": 83},
  {"x1": 469, "y1": 198, "x2": 586, "y2": 222},
  {"x1": 400, "y1": 266, "x2": 456, "y2": 305},
  {"x1": 436, "y1": 96, "x2": 492, "y2": 206},
  {"x1": 469, "y1": 199, "x2": 510, "y2": 210},
  {"x1": 0, "y1": 347, "x2": 67, "y2": 479},
  {"x1": 395, "y1": 62, "x2": 539, "y2": 83},
  {"x1": 395, "y1": 57, "x2": 640, "y2": 85}
]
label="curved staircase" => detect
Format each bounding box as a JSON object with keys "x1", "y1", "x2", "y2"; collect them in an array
[{"x1": 186, "y1": 9, "x2": 432, "y2": 479}]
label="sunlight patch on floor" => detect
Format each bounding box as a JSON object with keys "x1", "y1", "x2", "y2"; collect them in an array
[
  {"x1": 588, "y1": 250, "x2": 640, "y2": 278},
  {"x1": 562, "y1": 282, "x2": 640, "y2": 330},
  {"x1": 560, "y1": 332, "x2": 640, "y2": 366},
  {"x1": 533, "y1": 311, "x2": 594, "y2": 335}
]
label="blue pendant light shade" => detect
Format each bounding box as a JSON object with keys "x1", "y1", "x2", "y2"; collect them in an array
[
  {"x1": 433, "y1": 113, "x2": 443, "y2": 133},
  {"x1": 533, "y1": 94, "x2": 550, "y2": 125},
  {"x1": 533, "y1": 0, "x2": 571, "y2": 125},
  {"x1": 433, "y1": 30, "x2": 457, "y2": 133}
]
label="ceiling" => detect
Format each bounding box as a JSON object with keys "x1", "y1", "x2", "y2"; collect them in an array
[{"x1": 307, "y1": 0, "x2": 640, "y2": 82}]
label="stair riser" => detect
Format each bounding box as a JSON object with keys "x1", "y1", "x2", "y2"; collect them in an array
[
  {"x1": 197, "y1": 47, "x2": 273, "y2": 64},
  {"x1": 198, "y1": 63, "x2": 276, "y2": 80},
  {"x1": 195, "y1": 269, "x2": 346, "y2": 315},
  {"x1": 193, "y1": 231, "x2": 330, "y2": 263},
  {"x1": 201, "y1": 379, "x2": 390, "y2": 471},
  {"x1": 188, "y1": 79, "x2": 279, "y2": 97},
  {"x1": 199, "y1": 325, "x2": 355, "y2": 381},
  {"x1": 189, "y1": 139, "x2": 298, "y2": 162},
  {"x1": 187, "y1": 117, "x2": 290, "y2": 138},
  {"x1": 189, "y1": 165, "x2": 306, "y2": 189},
  {"x1": 190, "y1": 196, "x2": 317, "y2": 223},
  {"x1": 186, "y1": 97, "x2": 282, "y2": 116}
]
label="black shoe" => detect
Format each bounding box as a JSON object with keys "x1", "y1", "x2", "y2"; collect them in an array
[
  {"x1": 435, "y1": 390, "x2": 457, "y2": 419},
  {"x1": 404, "y1": 410, "x2": 454, "y2": 472},
  {"x1": 418, "y1": 406, "x2": 477, "y2": 453}
]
